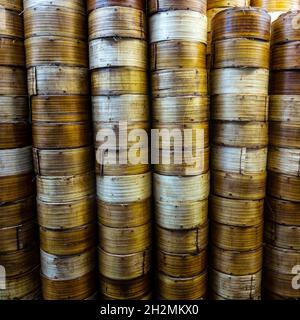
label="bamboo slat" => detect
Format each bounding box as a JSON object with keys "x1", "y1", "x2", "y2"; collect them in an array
[
  {"x1": 269, "y1": 95, "x2": 300, "y2": 122},
  {"x1": 270, "y1": 71, "x2": 300, "y2": 95},
  {"x1": 207, "y1": 0, "x2": 249, "y2": 10},
  {"x1": 87, "y1": 0, "x2": 145, "y2": 12},
  {"x1": 0, "y1": 0, "x2": 23, "y2": 12},
  {"x1": 268, "y1": 147, "x2": 300, "y2": 176},
  {"x1": 23, "y1": 0, "x2": 86, "y2": 12},
  {"x1": 0, "y1": 38, "x2": 25, "y2": 66},
  {"x1": 0, "y1": 67, "x2": 27, "y2": 95},
  {"x1": 0, "y1": 96, "x2": 28, "y2": 121},
  {"x1": 0, "y1": 8, "x2": 23, "y2": 38},
  {"x1": 0, "y1": 147, "x2": 32, "y2": 176},
  {"x1": 0, "y1": 122, "x2": 30, "y2": 149},
  {"x1": 269, "y1": 122, "x2": 300, "y2": 148},
  {"x1": 271, "y1": 42, "x2": 300, "y2": 70},
  {"x1": 148, "y1": 0, "x2": 207, "y2": 15}
]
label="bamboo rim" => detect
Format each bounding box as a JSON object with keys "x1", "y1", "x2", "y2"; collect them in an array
[
  {"x1": 0, "y1": 0, "x2": 23, "y2": 12},
  {"x1": 23, "y1": 0, "x2": 86, "y2": 12},
  {"x1": 269, "y1": 95, "x2": 300, "y2": 122},
  {"x1": 0, "y1": 66, "x2": 27, "y2": 95},
  {"x1": 270, "y1": 71, "x2": 300, "y2": 95},
  {"x1": 0, "y1": 38, "x2": 25, "y2": 67},
  {"x1": 269, "y1": 121, "x2": 300, "y2": 148},
  {"x1": 148, "y1": 0, "x2": 207, "y2": 15},
  {"x1": 0, "y1": 8, "x2": 23, "y2": 39},
  {"x1": 207, "y1": 1, "x2": 249, "y2": 10},
  {"x1": 271, "y1": 42, "x2": 300, "y2": 70},
  {"x1": 87, "y1": 0, "x2": 145, "y2": 12},
  {"x1": 0, "y1": 122, "x2": 30, "y2": 149},
  {"x1": 0, "y1": 96, "x2": 28, "y2": 122}
]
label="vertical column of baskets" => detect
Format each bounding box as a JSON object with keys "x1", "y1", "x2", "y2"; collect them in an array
[
  {"x1": 0, "y1": 1, "x2": 40, "y2": 300},
  {"x1": 264, "y1": 11, "x2": 300, "y2": 300},
  {"x1": 23, "y1": 0, "x2": 97, "y2": 300},
  {"x1": 210, "y1": 7, "x2": 271, "y2": 300},
  {"x1": 88, "y1": 0, "x2": 152, "y2": 300},
  {"x1": 149, "y1": 0, "x2": 209, "y2": 300}
]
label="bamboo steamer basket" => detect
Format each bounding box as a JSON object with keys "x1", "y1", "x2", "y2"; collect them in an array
[
  {"x1": 0, "y1": 122, "x2": 30, "y2": 149},
  {"x1": 158, "y1": 250, "x2": 207, "y2": 278},
  {"x1": 268, "y1": 147, "x2": 300, "y2": 176},
  {"x1": 251, "y1": 0, "x2": 299, "y2": 11},
  {"x1": 156, "y1": 199, "x2": 208, "y2": 230},
  {"x1": 0, "y1": 96, "x2": 28, "y2": 121},
  {"x1": 0, "y1": 220, "x2": 36, "y2": 253},
  {"x1": 212, "y1": 7, "x2": 271, "y2": 42},
  {"x1": 98, "y1": 198, "x2": 151, "y2": 228},
  {"x1": 265, "y1": 220, "x2": 300, "y2": 249},
  {"x1": 266, "y1": 196, "x2": 300, "y2": 226},
  {"x1": 87, "y1": 0, "x2": 145, "y2": 12},
  {"x1": 270, "y1": 71, "x2": 300, "y2": 95},
  {"x1": 88, "y1": 6, "x2": 146, "y2": 40},
  {"x1": 213, "y1": 39, "x2": 270, "y2": 68},
  {"x1": 40, "y1": 223, "x2": 96, "y2": 255},
  {"x1": 0, "y1": 0, "x2": 23, "y2": 12},
  {"x1": 100, "y1": 275, "x2": 150, "y2": 300},
  {"x1": 0, "y1": 147, "x2": 33, "y2": 177},
  {"x1": 267, "y1": 172, "x2": 300, "y2": 202},
  {"x1": 271, "y1": 42, "x2": 300, "y2": 70},
  {"x1": 33, "y1": 147, "x2": 93, "y2": 176},
  {"x1": 211, "y1": 221, "x2": 263, "y2": 251},
  {"x1": 0, "y1": 8, "x2": 23, "y2": 39},
  {"x1": 98, "y1": 248, "x2": 150, "y2": 280},
  {"x1": 211, "y1": 95, "x2": 268, "y2": 122},
  {"x1": 41, "y1": 249, "x2": 96, "y2": 281},
  {"x1": 23, "y1": 0, "x2": 86, "y2": 12},
  {"x1": 0, "y1": 267, "x2": 40, "y2": 300},
  {"x1": 97, "y1": 173, "x2": 151, "y2": 203},
  {"x1": 0, "y1": 196, "x2": 35, "y2": 228},
  {"x1": 211, "y1": 246, "x2": 263, "y2": 276},
  {"x1": 210, "y1": 269, "x2": 262, "y2": 300},
  {"x1": 269, "y1": 95, "x2": 300, "y2": 122},
  {"x1": 154, "y1": 173, "x2": 210, "y2": 202},
  {"x1": 37, "y1": 172, "x2": 95, "y2": 203},
  {"x1": 211, "y1": 69, "x2": 269, "y2": 95},
  {"x1": 0, "y1": 38, "x2": 25, "y2": 67},
  {"x1": 152, "y1": 68, "x2": 207, "y2": 97},
  {"x1": 42, "y1": 270, "x2": 96, "y2": 300},
  {"x1": 157, "y1": 223, "x2": 209, "y2": 254},
  {"x1": 158, "y1": 271, "x2": 207, "y2": 300},
  {"x1": 91, "y1": 68, "x2": 147, "y2": 96},
  {"x1": 207, "y1": 1, "x2": 249, "y2": 10},
  {"x1": 269, "y1": 122, "x2": 300, "y2": 148},
  {"x1": 24, "y1": 6, "x2": 86, "y2": 40},
  {"x1": 149, "y1": 11, "x2": 207, "y2": 44},
  {"x1": 31, "y1": 96, "x2": 90, "y2": 123},
  {"x1": 211, "y1": 146, "x2": 267, "y2": 174},
  {"x1": 213, "y1": 122, "x2": 268, "y2": 147},
  {"x1": 27, "y1": 66, "x2": 89, "y2": 96},
  {"x1": 103, "y1": 292, "x2": 152, "y2": 300},
  {"x1": 153, "y1": 96, "x2": 209, "y2": 123},
  {"x1": 210, "y1": 195, "x2": 264, "y2": 227},
  {"x1": 25, "y1": 37, "x2": 88, "y2": 68},
  {"x1": 38, "y1": 195, "x2": 96, "y2": 230},
  {"x1": 99, "y1": 223, "x2": 151, "y2": 254},
  {"x1": 151, "y1": 41, "x2": 206, "y2": 70},
  {"x1": 0, "y1": 67, "x2": 27, "y2": 95},
  {"x1": 148, "y1": 0, "x2": 207, "y2": 15},
  {"x1": 89, "y1": 39, "x2": 147, "y2": 70}
]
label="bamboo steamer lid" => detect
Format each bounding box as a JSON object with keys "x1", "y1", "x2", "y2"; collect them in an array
[
  {"x1": 269, "y1": 121, "x2": 300, "y2": 148},
  {"x1": 211, "y1": 221, "x2": 263, "y2": 251},
  {"x1": 270, "y1": 71, "x2": 300, "y2": 95},
  {"x1": 271, "y1": 42, "x2": 300, "y2": 70},
  {"x1": 0, "y1": 67, "x2": 27, "y2": 95},
  {"x1": 157, "y1": 223, "x2": 208, "y2": 254},
  {"x1": 41, "y1": 248, "x2": 96, "y2": 281},
  {"x1": 88, "y1": 6, "x2": 146, "y2": 40},
  {"x1": 87, "y1": 0, "x2": 145, "y2": 12},
  {"x1": 211, "y1": 146, "x2": 267, "y2": 174},
  {"x1": 23, "y1": 0, "x2": 86, "y2": 12},
  {"x1": 98, "y1": 198, "x2": 151, "y2": 228},
  {"x1": 99, "y1": 223, "x2": 151, "y2": 254},
  {"x1": 158, "y1": 250, "x2": 207, "y2": 278},
  {"x1": 267, "y1": 172, "x2": 300, "y2": 202},
  {"x1": 210, "y1": 269, "x2": 262, "y2": 300},
  {"x1": 0, "y1": 0, "x2": 23, "y2": 12},
  {"x1": 156, "y1": 199, "x2": 208, "y2": 230},
  {"x1": 207, "y1": 0, "x2": 249, "y2": 10},
  {"x1": 89, "y1": 38, "x2": 147, "y2": 70},
  {"x1": 211, "y1": 246, "x2": 263, "y2": 276},
  {"x1": 100, "y1": 275, "x2": 150, "y2": 300},
  {"x1": 268, "y1": 147, "x2": 300, "y2": 176},
  {"x1": 27, "y1": 66, "x2": 89, "y2": 96},
  {"x1": 33, "y1": 147, "x2": 93, "y2": 177},
  {"x1": 0, "y1": 8, "x2": 23, "y2": 38},
  {"x1": 212, "y1": 7, "x2": 271, "y2": 42},
  {"x1": 40, "y1": 223, "x2": 96, "y2": 255},
  {"x1": 0, "y1": 96, "x2": 28, "y2": 122},
  {"x1": 269, "y1": 95, "x2": 300, "y2": 122},
  {"x1": 0, "y1": 196, "x2": 35, "y2": 228},
  {"x1": 42, "y1": 270, "x2": 96, "y2": 300},
  {"x1": 38, "y1": 195, "x2": 96, "y2": 230},
  {"x1": 25, "y1": 36, "x2": 88, "y2": 68},
  {"x1": 0, "y1": 122, "x2": 30, "y2": 149},
  {"x1": 158, "y1": 271, "x2": 207, "y2": 300},
  {"x1": 211, "y1": 95, "x2": 268, "y2": 122},
  {"x1": 148, "y1": 0, "x2": 207, "y2": 15},
  {"x1": 0, "y1": 38, "x2": 25, "y2": 67},
  {"x1": 210, "y1": 195, "x2": 264, "y2": 227},
  {"x1": 98, "y1": 248, "x2": 151, "y2": 280}
]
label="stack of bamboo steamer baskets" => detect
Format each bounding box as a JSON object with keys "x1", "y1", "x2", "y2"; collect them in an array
[
  {"x1": 23, "y1": 0, "x2": 97, "y2": 300},
  {"x1": 210, "y1": 7, "x2": 271, "y2": 300},
  {"x1": 264, "y1": 11, "x2": 300, "y2": 300},
  {"x1": 0, "y1": 0, "x2": 41, "y2": 300},
  {"x1": 251, "y1": 1, "x2": 300, "y2": 21},
  {"x1": 149, "y1": 0, "x2": 209, "y2": 300},
  {"x1": 88, "y1": 0, "x2": 152, "y2": 300}
]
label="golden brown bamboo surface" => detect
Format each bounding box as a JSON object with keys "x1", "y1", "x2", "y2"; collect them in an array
[
  {"x1": 0, "y1": 8, "x2": 23, "y2": 38},
  {"x1": 23, "y1": 0, "x2": 86, "y2": 12},
  {"x1": 0, "y1": 96, "x2": 28, "y2": 121},
  {"x1": 0, "y1": 38, "x2": 25, "y2": 67},
  {"x1": 269, "y1": 95, "x2": 300, "y2": 122},
  {"x1": 207, "y1": 0, "x2": 249, "y2": 9},
  {"x1": 0, "y1": 0, "x2": 23, "y2": 12},
  {"x1": 270, "y1": 71, "x2": 300, "y2": 95},
  {"x1": 99, "y1": 248, "x2": 150, "y2": 280},
  {"x1": 87, "y1": 0, "x2": 145, "y2": 12},
  {"x1": 0, "y1": 67, "x2": 27, "y2": 95},
  {"x1": 148, "y1": 0, "x2": 206, "y2": 14},
  {"x1": 25, "y1": 37, "x2": 88, "y2": 68},
  {"x1": 271, "y1": 42, "x2": 300, "y2": 70},
  {"x1": 158, "y1": 271, "x2": 207, "y2": 300},
  {"x1": 268, "y1": 147, "x2": 300, "y2": 176},
  {"x1": 210, "y1": 269, "x2": 262, "y2": 300},
  {"x1": 269, "y1": 122, "x2": 300, "y2": 148},
  {"x1": 251, "y1": 0, "x2": 299, "y2": 11},
  {"x1": 212, "y1": 7, "x2": 271, "y2": 42},
  {"x1": 42, "y1": 271, "x2": 96, "y2": 300},
  {"x1": 0, "y1": 122, "x2": 30, "y2": 149},
  {"x1": 40, "y1": 223, "x2": 96, "y2": 255},
  {"x1": 88, "y1": 6, "x2": 146, "y2": 40},
  {"x1": 24, "y1": 6, "x2": 86, "y2": 40}
]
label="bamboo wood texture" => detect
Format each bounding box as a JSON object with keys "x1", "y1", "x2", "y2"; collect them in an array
[
  {"x1": 251, "y1": 0, "x2": 299, "y2": 11},
  {"x1": 87, "y1": 0, "x2": 145, "y2": 12},
  {"x1": 150, "y1": 11, "x2": 207, "y2": 44},
  {"x1": 0, "y1": 8, "x2": 23, "y2": 38},
  {"x1": 268, "y1": 147, "x2": 300, "y2": 176},
  {"x1": 269, "y1": 122, "x2": 300, "y2": 148},
  {"x1": 0, "y1": 38, "x2": 25, "y2": 66},
  {"x1": 270, "y1": 71, "x2": 300, "y2": 94},
  {"x1": 269, "y1": 95, "x2": 300, "y2": 122},
  {"x1": 88, "y1": 7, "x2": 146, "y2": 40},
  {"x1": 23, "y1": 0, "x2": 86, "y2": 12},
  {"x1": 148, "y1": 0, "x2": 207, "y2": 14},
  {"x1": 207, "y1": 0, "x2": 249, "y2": 9},
  {"x1": 0, "y1": 67, "x2": 27, "y2": 95},
  {"x1": 0, "y1": 96, "x2": 28, "y2": 121},
  {"x1": 0, "y1": 122, "x2": 30, "y2": 149},
  {"x1": 0, "y1": 147, "x2": 32, "y2": 176},
  {"x1": 98, "y1": 248, "x2": 150, "y2": 280},
  {"x1": 271, "y1": 42, "x2": 300, "y2": 70},
  {"x1": 0, "y1": 0, "x2": 23, "y2": 12}
]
